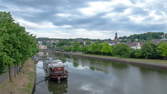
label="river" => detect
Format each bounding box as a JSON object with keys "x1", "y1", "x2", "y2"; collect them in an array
[{"x1": 35, "y1": 52, "x2": 167, "y2": 94}]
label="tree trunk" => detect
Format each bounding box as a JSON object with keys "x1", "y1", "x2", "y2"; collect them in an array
[
  {"x1": 16, "y1": 64, "x2": 19, "y2": 74},
  {"x1": 8, "y1": 65, "x2": 13, "y2": 82},
  {"x1": 14, "y1": 66, "x2": 17, "y2": 78}
]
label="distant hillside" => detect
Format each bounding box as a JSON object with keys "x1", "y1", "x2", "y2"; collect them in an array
[
  {"x1": 119, "y1": 32, "x2": 167, "y2": 42},
  {"x1": 37, "y1": 32, "x2": 167, "y2": 44}
]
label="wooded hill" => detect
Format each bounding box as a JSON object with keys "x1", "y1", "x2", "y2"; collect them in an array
[{"x1": 119, "y1": 32, "x2": 167, "y2": 42}]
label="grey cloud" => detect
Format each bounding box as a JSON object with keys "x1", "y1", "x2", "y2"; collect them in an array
[
  {"x1": 131, "y1": 7, "x2": 148, "y2": 16},
  {"x1": 0, "y1": 5, "x2": 7, "y2": 9},
  {"x1": 112, "y1": 5, "x2": 128, "y2": 13},
  {"x1": 0, "y1": 0, "x2": 167, "y2": 38}
]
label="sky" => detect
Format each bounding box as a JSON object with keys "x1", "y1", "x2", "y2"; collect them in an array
[{"x1": 0, "y1": 0, "x2": 167, "y2": 39}]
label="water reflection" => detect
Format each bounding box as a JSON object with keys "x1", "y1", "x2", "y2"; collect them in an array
[
  {"x1": 48, "y1": 80, "x2": 68, "y2": 94},
  {"x1": 35, "y1": 52, "x2": 167, "y2": 94}
]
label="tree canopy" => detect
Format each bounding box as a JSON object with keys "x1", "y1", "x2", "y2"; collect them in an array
[
  {"x1": 112, "y1": 44, "x2": 131, "y2": 57},
  {"x1": 157, "y1": 42, "x2": 167, "y2": 59},
  {"x1": 141, "y1": 41, "x2": 159, "y2": 59},
  {"x1": 0, "y1": 12, "x2": 38, "y2": 80},
  {"x1": 119, "y1": 32, "x2": 165, "y2": 42}
]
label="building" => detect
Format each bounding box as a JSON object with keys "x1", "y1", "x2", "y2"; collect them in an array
[
  {"x1": 108, "y1": 32, "x2": 120, "y2": 46},
  {"x1": 127, "y1": 42, "x2": 143, "y2": 49},
  {"x1": 152, "y1": 33, "x2": 167, "y2": 44},
  {"x1": 39, "y1": 44, "x2": 47, "y2": 50}
]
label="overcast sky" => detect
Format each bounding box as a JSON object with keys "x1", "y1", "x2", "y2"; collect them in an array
[{"x1": 0, "y1": 0, "x2": 167, "y2": 39}]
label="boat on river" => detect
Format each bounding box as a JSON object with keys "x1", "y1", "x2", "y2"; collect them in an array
[{"x1": 44, "y1": 59, "x2": 68, "y2": 80}]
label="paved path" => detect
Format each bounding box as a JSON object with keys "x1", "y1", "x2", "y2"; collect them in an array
[{"x1": 0, "y1": 72, "x2": 8, "y2": 83}]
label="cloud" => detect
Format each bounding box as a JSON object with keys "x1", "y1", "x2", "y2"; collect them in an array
[
  {"x1": 0, "y1": 0, "x2": 167, "y2": 39},
  {"x1": 15, "y1": 18, "x2": 57, "y2": 29},
  {"x1": 78, "y1": 1, "x2": 113, "y2": 16},
  {"x1": 55, "y1": 13, "x2": 73, "y2": 18}
]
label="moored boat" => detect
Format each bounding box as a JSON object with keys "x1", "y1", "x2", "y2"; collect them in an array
[{"x1": 44, "y1": 59, "x2": 68, "y2": 81}]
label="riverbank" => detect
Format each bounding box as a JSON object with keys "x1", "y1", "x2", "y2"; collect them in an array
[
  {"x1": 56, "y1": 51, "x2": 167, "y2": 69},
  {"x1": 0, "y1": 59, "x2": 36, "y2": 94}
]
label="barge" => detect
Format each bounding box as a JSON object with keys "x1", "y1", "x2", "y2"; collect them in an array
[{"x1": 44, "y1": 59, "x2": 68, "y2": 81}]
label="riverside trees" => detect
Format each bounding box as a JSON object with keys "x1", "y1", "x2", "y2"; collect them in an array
[
  {"x1": 112, "y1": 44, "x2": 131, "y2": 58},
  {"x1": 157, "y1": 42, "x2": 167, "y2": 59},
  {"x1": 55, "y1": 40, "x2": 167, "y2": 60},
  {"x1": 141, "y1": 42, "x2": 159, "y2": 59},
  {"x1": 0, "y1": 12, "x2": 38, "y2": 81}
]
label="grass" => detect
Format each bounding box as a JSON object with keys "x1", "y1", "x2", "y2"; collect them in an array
[
  {"x1": 90, "y1": 54, "x2": 167, "y2": 64},
  {"x1": 0, "y1": 59, "x2": 36, "y2": 94},
  {"x1": 71, "y1": 52, "x2": 167, "y2": 65},
  {"x1": 122, "y1": 58, "x2": 167, "y2": 64}
]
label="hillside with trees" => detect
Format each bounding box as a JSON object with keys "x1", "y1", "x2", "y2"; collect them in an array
[
  {"x1": 119, "y1": 32, "x2": 166, "y2": 42},
  {"x1": 38, "y1": 31, "x2": 167, "y2": 60}
]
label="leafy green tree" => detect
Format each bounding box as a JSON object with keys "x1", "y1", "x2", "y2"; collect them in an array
[
  {"x1": 112, "y1": 44, "x2": 131, "y2": 57},
  {"x1": 130, "y1": 49, "x2": 142, "y2": 58},
  {"x1": 0, "y1": 12, "x2": 38, "y2": 81},
  {"x1": 119, "y1": 32, "x2": 165, "y2": 42},
  {"x1": 141, "y1": 41, "x2": 159, "y2": 59},
  {"x1": 86, "y1": 42, "x2": 102, "y2": 54},
  {"x1": 100, "y1": 42, "x2": 112, "y2": 55},
  {"x1": 157, "y1": 42, "x2": 167, "y2": 59}
]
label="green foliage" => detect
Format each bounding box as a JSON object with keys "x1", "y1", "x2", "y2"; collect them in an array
[
  {"x1": 84, "y1": 42, "x2": 112, "y2": 55},
  {"x1": 130, "y1": 49, "x2": 142, "y2": 58},
  {"x1": 39, "y1": 32, "x2": 167, "y2": 60},
  {"x1": 112, "y1": 44, "x2": 131, "y2": 57},
  {"x1": 86, "y1": 42, "x2": 102, "y2": 54},
  {"x1": 157, "y1": 42, "x2": 167, "y2": 59},
  {"x1": 0, "y1": 12, "x2": 38, "y2": 77},
  {"x1": 100, "y1": 43, "x2": 112, "y2": 55},
  {"x1": 119, "y1": 32, "x2": 165, "y2": 42},
  {"x1": 141, "y1": 41, "x2": 159, "y2": 59}
]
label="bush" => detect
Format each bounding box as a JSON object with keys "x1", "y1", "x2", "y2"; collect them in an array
[
  {"x1": 112, "y1": 44, "x2": 131, "y2": 58},
  {"x1": 141, "y1": 41, "x2": 159, "y2": 59},
  {"x1": 157, "y1": 42, "x2": 167, "y2": 59},
  {"x1": 130, "y1": 49, "x2": 142, "y2": 58}
]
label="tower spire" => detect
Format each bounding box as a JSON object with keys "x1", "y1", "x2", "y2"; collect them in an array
[
  {"x1": 114, "y1": 32, "x2": 118, "y2": 41},
  {"x1": 164, "y1": 33, "x2": 166, "y2": 39},
  {"x1": 163, "y1": 33, "x2": 166, "y2": 39}
]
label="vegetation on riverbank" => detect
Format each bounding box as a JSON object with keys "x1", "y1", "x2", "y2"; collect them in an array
[
  {"x1": 0, "y1": 12, "x2": 38, "y2": 81},
  {"x1": 39, "y1": 32, "x2": 167, "y2": 60},
  {"x1": 0, "y1": 59, "x2": 35, "y2": 94},
  {"x1": 60, "y1": 41, "x2": 167, "y2": 60},
  {"x1": 84, "y1": 54, "x2": 167, "y2": 64}
]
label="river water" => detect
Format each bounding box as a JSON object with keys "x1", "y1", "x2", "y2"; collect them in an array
[{"x1": 35, "y1": 53, "x2": 167, "y2": 94}]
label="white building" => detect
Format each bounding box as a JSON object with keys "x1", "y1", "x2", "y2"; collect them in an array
[
  {"x1": 39, "y1": 45, "x2": 47, "y2": 49},
  {"x1": 127, "y1": 42, "x2": 142, "y2": 49}
]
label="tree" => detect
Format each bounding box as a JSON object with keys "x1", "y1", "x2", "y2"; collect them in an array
[
  {"x1": 87, "y1": 42, "x2": 100, "y2": 54},
  {"x1": 141, "y1": 41, "x2": 159, "y2": 59},
  {"x1": 119, "y1": 32, "x2": 165, "y2": 42},
  {"x1": 112, "y1": 44, "x2": 131, "y2": 57},
  {"x1": 100, "y1": 42, "x2": 112, "y2": 55},
  {"x1": 130, "y1": 49, "x2": 142, "y2": 58},
  {"x1": 157, "y1": 42, "x2": 167, "y2": 59},
  {"x1": 0, "y1": 11, "x2": 38, "y2": 81}
]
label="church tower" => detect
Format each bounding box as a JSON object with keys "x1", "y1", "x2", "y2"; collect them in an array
[
  {"x1": 114, "y1": 32, "x2": 118, "y2": 41},
  {"x1": 162, "y1": 33, "x2": 167, "y2": 40}
]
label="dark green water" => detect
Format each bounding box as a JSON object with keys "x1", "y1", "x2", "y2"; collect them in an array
[{"x1": 35, "y1": 53, "x2": 167, "y2": 94}]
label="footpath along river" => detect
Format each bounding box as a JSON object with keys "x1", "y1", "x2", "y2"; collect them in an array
[{"x1": 35, "y1": 52, "x2": 167, "y2": 94}]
